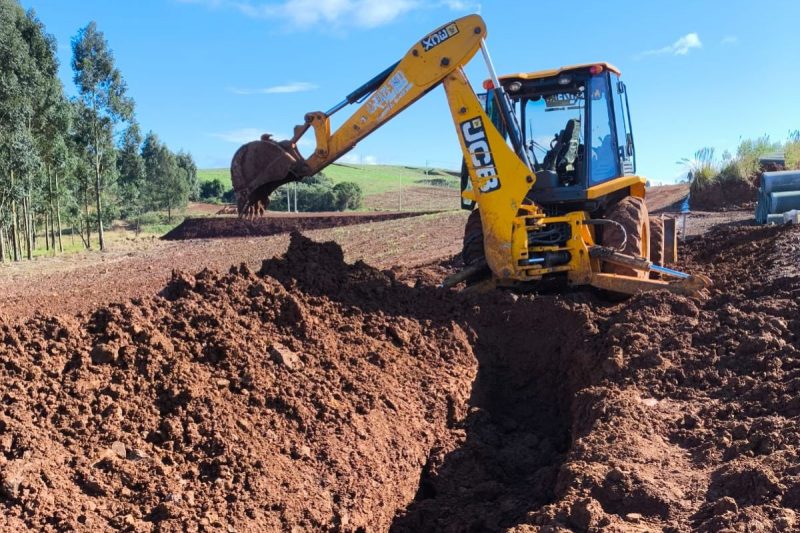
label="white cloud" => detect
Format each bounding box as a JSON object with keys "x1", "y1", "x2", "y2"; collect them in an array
[
  {"x1": 227, "y1": 81, "x2": 318, "y2": 95},
  {"x1": 181, "y1": 0, "x2": 477, "y2": 29},
  {"x1": 721, "y1": 35, "x2": 738, "y2": 46},
  {"x1": 637, "y1": 32, "x2": 702, "y2": 58},
  {"x1": 339, "y1": 152, "x2": 378, "y2": 165},
  {"x1": 210, "y1": 128, "x2": 264, "y2": 143}
]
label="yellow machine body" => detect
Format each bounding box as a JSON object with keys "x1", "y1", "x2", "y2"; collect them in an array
[{"x1": 230, "y1": 14, "x2": 708, "y2": 296}]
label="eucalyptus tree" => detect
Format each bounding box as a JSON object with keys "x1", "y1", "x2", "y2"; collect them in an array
[
  {"x1": 117, "y1": 122, "x2": 145, "y2": 228},
  {"x1": 71, "y1": 21, "x2": 133, "y2": 250}
]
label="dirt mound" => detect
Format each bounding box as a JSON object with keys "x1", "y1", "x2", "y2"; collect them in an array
[
  {"x1": 0, "y1": 239, "x2": 476, "y2": 531},
  {"x1": 163, "y1": 212, "x2": 435, "y2": 240},
  {"x1": 690, "y1": 180, "x2": 757, "y2": 211},
  {"x1": 2, "y1": 223, "x2": 799, "y2": 531}
]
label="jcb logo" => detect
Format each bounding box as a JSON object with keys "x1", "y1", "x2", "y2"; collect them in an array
[
  {"x1": 421, "y1": 23, "x2": 459, "y2": 52},
  {"x1": 460, "y1": 117, "x2": 500, "y2": 193}
]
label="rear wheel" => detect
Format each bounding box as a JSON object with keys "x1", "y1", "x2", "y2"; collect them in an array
[
  {"x1": 600, "y1": 196, "x2": 650, "y2": 279},
  {"x1": 462, "y1": 209, "x2": 485, "y2": 267},
  {"x1": 649, "y1": 216, "x2": 665, "y2": 278}
]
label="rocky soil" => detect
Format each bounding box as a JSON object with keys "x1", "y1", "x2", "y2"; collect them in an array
[{"x1": 1, "y1": 222, "x2": 798, "y2": 531}]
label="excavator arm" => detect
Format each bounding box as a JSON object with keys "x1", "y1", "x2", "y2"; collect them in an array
[
  {"x1": 232, "y1": 13, "x2": 538, "y2": 279},
  {"x1": 230, "y1": 15, "x2": 531, "y2": 221}
]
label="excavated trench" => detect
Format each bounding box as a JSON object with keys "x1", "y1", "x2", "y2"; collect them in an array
[
  {"x1": 391, "y1": 295, "x2": 601, "y2": 531},
  {"x1": 2, "y1": 224, "x2": 799, "y2": 531}
]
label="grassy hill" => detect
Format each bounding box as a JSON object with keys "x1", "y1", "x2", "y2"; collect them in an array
[{"x1": 197, "y1": 163, "x2": 458, "y2": 196}]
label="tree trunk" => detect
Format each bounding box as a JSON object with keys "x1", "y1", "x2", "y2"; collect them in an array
[
  {"x1": 77, "y1": 218, "x2": 88, "y2": 249},
  {"x1": 47, "y1": 168, "x2": 55, "y2": 251},
  {"x1": 22, "y1": 196, "x2": 32, "y2": 260},
  {"x1": 0, "y1": 220, "x2": 6, "y2": 264},
  {"x1": 83, "y1": 184, "x2": 91, "y2": 249},
  {"x1": 95, "y1": 158, "x2": 105, "y2": 251},
  {"x1": 10, "y1": 171, "x2": 19, "y2": 262},
  {"x1": 44, "y1": 212, "x2": 49, "y2": 251},
  {"x1": 55, "y1": 171, "x2": 63, "y2": 253},
  {"x1": 91, "y1": 102, "x2": 106, "y2": 252},
  {"x1": 11, "y1": 203, "x2": 19, "y2": 262}
]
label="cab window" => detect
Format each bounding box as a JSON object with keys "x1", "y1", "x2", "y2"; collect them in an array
[
  {"x1": 588, "y1": 75, "x2": 618, "y2": 184},
  {"x1": 611, "y1": 74, "x2": 635, "y2": 174}
]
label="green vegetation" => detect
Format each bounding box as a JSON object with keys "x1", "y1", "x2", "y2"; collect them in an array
[
  {"x1": 681, "y1": 134, "x2": 797, "y2": 194},
  {"x1": 270, "y1": 173, "x2": 363, "y2": 212},
  {"x1": 197, "y1": 163, "x2": 458, "y2": 209},
  {"x1": 197, "y1": 168, "x2": 232, "y2": 189},
  {"x1": 786, "y1": 130, "x2": 800, "y2": 170},
  {"x1": 0, "y1": 1, "x2": 196, "y2": 262}
]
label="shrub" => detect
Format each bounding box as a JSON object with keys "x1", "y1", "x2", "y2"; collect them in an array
[
  {"x1": 717, "y1": 160, "x2": 745, "y2": 183},
  {"x1": 221, "y1": 188, "x2": 236, "y2": 204},
  {"x1": 786, "y1": 130, "x2": 800, "y2": 170},
  {"x1": 679, "y1": 147, "x2": 717, "y2": 193},
  {"x1": 332, "y1": 182, "x2": 363, "y2": 210},
  {"x1": 268, "y1": 174, "x2": 362, "y2": 212},
  {"x1": 735, "y1": 135, "x2": 779, "y2": 178},
  {"x1": 200, "y1": 179, "x2": 225, "y2": 201}
]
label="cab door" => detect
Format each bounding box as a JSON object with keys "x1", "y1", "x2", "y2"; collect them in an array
[{"x1": 610, "y1": 74, "x2": 635, "y2": 175}]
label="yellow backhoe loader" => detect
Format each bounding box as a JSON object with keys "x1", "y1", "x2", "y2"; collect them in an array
[{"x1": 230, "y1": 14, "x2": 709, "y2": 296}]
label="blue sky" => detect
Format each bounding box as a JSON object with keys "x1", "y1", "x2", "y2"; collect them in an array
[{"x1": 21, "y1": 0, "x2": 800, "y2": 182}]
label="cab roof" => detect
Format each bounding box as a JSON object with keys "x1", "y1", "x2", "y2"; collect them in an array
[{"x1": 498, "y1": 62, "x2": 621, "y2": 83}]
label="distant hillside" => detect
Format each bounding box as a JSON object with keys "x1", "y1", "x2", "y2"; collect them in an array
[{"x1": 197, "y1": 164, "x2": 459, "y2": 196}]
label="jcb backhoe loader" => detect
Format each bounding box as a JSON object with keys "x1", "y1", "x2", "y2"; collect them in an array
[{"x1": 230, "y1": 14, "x2": 709, "y2": 296}]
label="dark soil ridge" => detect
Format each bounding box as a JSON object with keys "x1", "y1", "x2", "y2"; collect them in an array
[
  {"x1": 163, "y1": 211, "x2": 438, "y2": 240},
  {"x1": 690, "y1": 179, "x2": 757, "y2": 211}
]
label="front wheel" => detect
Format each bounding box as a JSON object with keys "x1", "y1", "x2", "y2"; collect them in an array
[{"x1": 599, "y1": 196, "x2": 650, "y2": 279}]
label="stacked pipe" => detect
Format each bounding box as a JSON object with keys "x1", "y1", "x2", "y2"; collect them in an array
[{"x1": 756, "y1": 170, "x2": 800, "y2": 224}]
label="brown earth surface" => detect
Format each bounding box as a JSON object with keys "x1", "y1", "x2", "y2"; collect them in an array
[
  {"x1": 163, "y1": 211, "x2": 437, "y2": 240},
  {"x1": 1, "y1": 196, "x2": 796, "y2": 531},
  {"x1": 690, "y1": 180, "x2": 757, "y2": 211},
  {"x1": 363, "y1": 186, "x2": 461, "y2": 212},
  {"x1": 0, "y1": 211, "x2": 469, "y2": 320}
]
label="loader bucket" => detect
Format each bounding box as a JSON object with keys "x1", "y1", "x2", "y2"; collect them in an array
[{"x1": 230, "y1": 137, "x2": 307, "y2": 216}]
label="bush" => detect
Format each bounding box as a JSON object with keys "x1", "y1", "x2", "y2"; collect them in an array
[
  {"x1": 680, "y1": 147, "x2": 717, "y2": 193},
  {"x1": 786, "y1": 130, "x2": 800, "y2": 170},
  {"x1": 221, "y1": 188, "x2": 236, "y2": 204},
  {"x1": 736, "y1": 135, "x2": 779, "y2": 178},
  {"x1": 267, "y1": 174, "x2": 362, "y2": 212},
  {"x1": 200, "y1": 179, "x2": 225, "y2": 201},
  {"x1": 717, "y1": 160, "x2": 744, "y2": 183},
  {"x1": 333, "y1": 181, "x2": 363, "y2": 210}
]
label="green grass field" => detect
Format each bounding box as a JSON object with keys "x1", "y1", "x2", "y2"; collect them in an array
[{"x1": 197, "y1": 164, "x2": 458, "y2": 196}]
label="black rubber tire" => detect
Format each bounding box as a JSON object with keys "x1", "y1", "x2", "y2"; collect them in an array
[
  {"x1": 600, "y1": 196, "x2": 650, "y2": 279},
  {"x1": 649, "y1": 216, "x2": 665, "y2": 279},
  {"x1": 462, "y1": 209, "x2": 485, "y2": 267}
]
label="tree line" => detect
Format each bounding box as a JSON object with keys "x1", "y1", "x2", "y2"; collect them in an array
[{"x1": 0, "y1": 0, "x2": 196, "y2": 262}]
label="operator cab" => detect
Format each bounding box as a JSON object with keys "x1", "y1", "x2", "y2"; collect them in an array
[{"x1": 468, "y1": 63, "x2": 636, "y2": 210}]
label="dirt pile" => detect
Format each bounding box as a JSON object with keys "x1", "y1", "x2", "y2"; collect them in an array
[
  {"x1": 690, "y1": 179, "x2": 756, "y2": 211},
  {"x1": 1, "y1": 223, "x2": 799, "y2": 531},
  {"x1": 0, "y1": 235, "x2": 477, "y2": 531},
  {"x1": 514, "y1": 223, "x2": 800, "y2": 531},
  {"x1": 163, "y1": 212, "x2": 434, "y2": 240}
]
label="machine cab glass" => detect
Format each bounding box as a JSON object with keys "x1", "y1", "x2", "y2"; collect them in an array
[{"x1": 492, "y1": 64, "x2": 636, "y2": 206}]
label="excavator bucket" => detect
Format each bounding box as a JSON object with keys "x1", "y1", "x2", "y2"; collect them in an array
[{"x1": 230, "y1": 136, "x2": 309, "y2": 216}]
